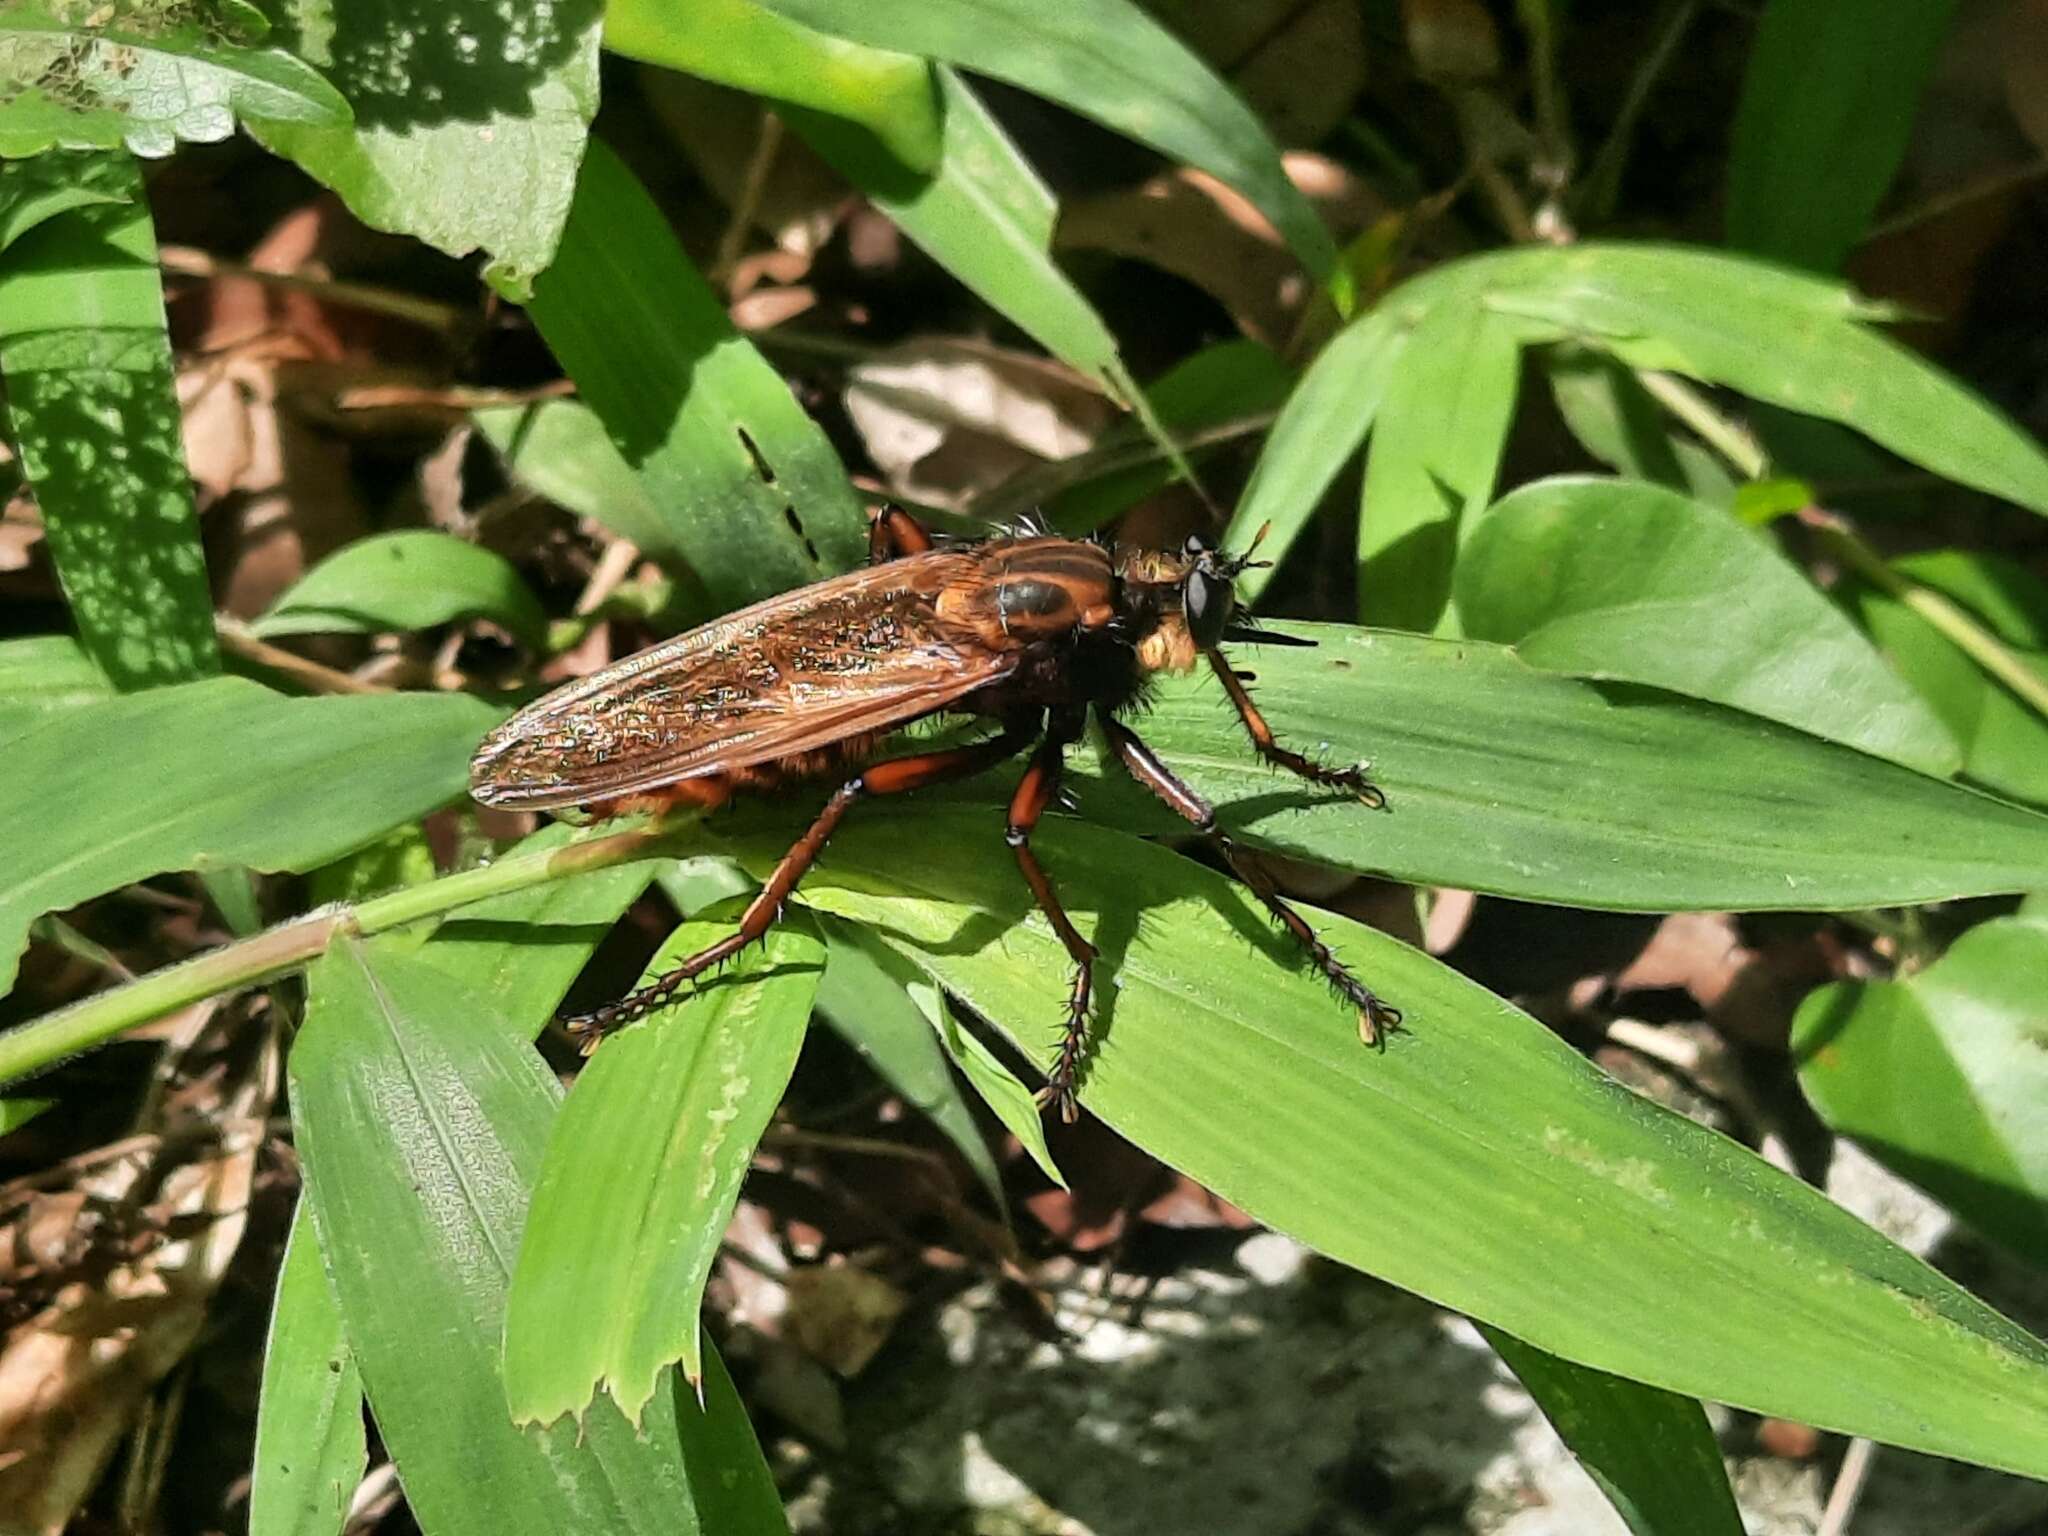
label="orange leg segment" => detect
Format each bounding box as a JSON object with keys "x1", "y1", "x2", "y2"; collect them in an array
[
  {"x1": 1099, "y1": 713, "x2": 1403, "y2": 1048},
  {"x1": 565, "y1": 724, "x2": 1034, "y2": 1043},
  {"x1": 1205, "y1": 650, "x2": 1386, "y2": 809}
]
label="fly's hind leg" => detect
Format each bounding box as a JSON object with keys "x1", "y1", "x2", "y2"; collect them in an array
[
  {"x1": 1099, "y1": 714, "x2": 1404, "y2": 1047},
  {"x1": 867, "y1": 504, "x2": 934, "y2": 563},
  {"x1": 1205, "y1": 649, "x2": 1386, "y2": 809},
  {"x1": 1003, "y1": 710, "x2": 1094, "y2": 1122},
  {"x1": 565, "y1": 722, "x2": 1036, "y2": 1048}
]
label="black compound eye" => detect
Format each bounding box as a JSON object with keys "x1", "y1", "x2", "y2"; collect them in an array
[
  {"x1": 1182, "y1": 533, "x2": 1206, "y2": 560},
  {"x1": 1184, "y1": 566, "x2": 1234, "y2": 648}
]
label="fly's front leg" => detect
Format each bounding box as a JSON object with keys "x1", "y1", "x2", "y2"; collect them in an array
[
  {"x1": 566, "y1": 723, "x2": 1035, "y2": 1047},
  {"x1": 1206, "y1": 650, "x2": 1386, "y2": 809},
  {"x1": 1004, "y1": 711, "x2": 1094, "y2": 1122},
  {"x1": 867, "y1": 504, "x2": 935, "y2": 563},
  {"x1": 1099, "y1": 714, "x2": 1404, "y2": 1048}
]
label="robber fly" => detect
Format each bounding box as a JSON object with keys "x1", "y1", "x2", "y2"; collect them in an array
[{"x1": 469, "y1": 507, "x2": 1401, "y2": 1119}]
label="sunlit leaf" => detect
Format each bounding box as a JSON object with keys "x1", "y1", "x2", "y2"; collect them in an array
[
  {"x1": 0, "y1": 679, "x2": 497, "y2": 992},
  {"x1": 250, "y1": 1201, "x2": 365, "y2": 1536},
  {"x1": 727, "y1": 808, "x2": 2048, "y2": 1478},
  {"x1": 243, "y1": 0, "x2": 602, "y2": 296},
  {"x1": 1794, "y1": 913, "x2": 2048, "y2": 1268},
  {"x1": 504, "y1": 916, "x2": 821, "y2": 1424},
  {"x1": 1458, "y1": 477, "x2": 1961, "y2": 775},
  {"x1": 256, "y1": 531, "x2": 548, "y2": 644}
]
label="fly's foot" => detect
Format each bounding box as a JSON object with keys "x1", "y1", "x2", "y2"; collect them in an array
[
  {"x1": 1033, "y1": 966, "x2": 1093, "y2": 1123},
  {"x1": 562, "y1": 969, "x2": 691, "y2": 1053}
]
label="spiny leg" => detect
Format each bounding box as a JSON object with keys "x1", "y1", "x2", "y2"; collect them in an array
[
  {"x1": 1205, "y1": 649, "x2": 1385, "y2": 809},
  {"x1": 566, "y1": 723, "x2": 1037, "y2": 1047},
  {"x1": 1004, "y1": 710, "x2": 1094, "y2": 1122},
  {"x1": 1099, "y1": 714, "x2": 1403, "y2": 1046},
  {"x1": 867, "y1": 503, "x2": 934, "y2": 563}
]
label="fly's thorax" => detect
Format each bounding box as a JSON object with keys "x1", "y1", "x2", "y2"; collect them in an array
[{"x1": 938, "y1": 537, "x2": 1118, "y2": 647}]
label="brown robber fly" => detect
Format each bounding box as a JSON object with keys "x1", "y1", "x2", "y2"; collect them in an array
[{"x1": 469, "y1": 507, "x2": 1401, "y2": 1119}]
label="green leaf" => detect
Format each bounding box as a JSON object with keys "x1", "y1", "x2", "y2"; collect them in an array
[
  {"x1": 524, "y1": 140, "x2": 867, "y2": 609},
  {"x1": 604, "y1": 0, "x2": 941, "y2": 171},
  {"x1": 419, "y1": 822, "x2": 656, "y2": 1038},
  {"x1": 670, "y1": 1353, "x2": 792, "y2": 1536},
  {"x1": 752, "y1": 809, "x2": 2048, "y2": 1477},
  {"x1": 0, "y1": 151, "x2": 217, "y2": 687},
  {"x1": 254, "y1": 531, "x2": 549, "y2": 645},
  {"x1": 472, "y1": 400, "x2": 680, "y2": 564},
  {"x1": 789, "y1": 66, "x2": 1139, "y2": 404},
  {"x1": 756, "y1": 0, "x2": 1337, "y2": 278},
  {"x1": 1032, "y1": 339, "x2": 1292, "y2": 533},
  {"x1": 814, "y1": 916, "x2": 1006, "y2": 1208},
  {"x1": 250, "y1": 1200, "x2": 365, "y2": 1536},
  {"x1": 1475, "y1": 244, "x2": 2048, "y2": 516},
  {"x1": 1456, "y1": 477, "x2": 1961, "y2": 775},
  {"x1": 242, "y1": 0, "x2": 601, "y2": 298},
  {"x1": 1845, "y1": 552, "x2": 2048, "y2": 806},
  {"x1": 1794, "y1": 914, "x2": 2048, "y2": 1268},
  {"x1": 0, "y1": 7, "x2": 348, "y2": 158},
  {"x1": 1484, "y1": 1327, "x2": 1743, "y2": 1536},
  {"x1": 0, "y1": 678, "x2": 498, "y2": 992},
  {"x1": 0, "y1": 1097, "x2": 54, "y2": 1134},
  {"x1": 1357, "y1": 302, "x2": 1522, "y2": 631},
  {"x1": 1544, "y1": 347, "x2": 1735, "y2": 505},
  {"x1": 292, "y1": 938, "x2": 776, "y2": 1536},
  {"x1": 0, "y1": 153, "x2": 125, "y2": 253},
  {"x1": 1060, "y1": 622, "x2": 2048, "y2": 911},
  {"x1": 930, "y1": 977, "x2": 1065, "y2": 1190},
  {"x1": 504, "y1": 915, "x2": 821, "y2": 1424},
  {"x1": 1726, "y1": 0, "x2": 1958, "y2": 272},
  {"x1": 1225, "y1": 303, "x2": 1409, "y2": 606},
  {"x1": 0, "y1": 635, "x2": 111, "y2": 747}
]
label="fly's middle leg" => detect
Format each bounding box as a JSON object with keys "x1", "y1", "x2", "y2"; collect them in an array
[
  {"x1": 565, "y1": 722, "x2": 1035, "y2": 1047},
  {"x1": 1003, "y1": 714, "x2": 1094, "y2": 1122},
  {"x1": 1098, "y1": 713, "x2": 1404, "y2": 1048}
]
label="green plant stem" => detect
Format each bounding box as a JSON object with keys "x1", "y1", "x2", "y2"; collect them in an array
[
  {"x1": 1635, "y1": 369, "x2": 1767, "y2": 477},
  {"x1": 1808, "y1": 517, "x2": 2048, "y2": 720},
  {"x1": 1639, "y1": 367, "x2": 2048, "y2": 724},
  {"x1": 0, "y1": 817, "x2": 690, "y2": 1090}
]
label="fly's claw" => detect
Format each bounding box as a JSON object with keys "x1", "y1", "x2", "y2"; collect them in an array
[{"x1": 1357, "y1": 995, "x2": 1405, "y2": 1049}]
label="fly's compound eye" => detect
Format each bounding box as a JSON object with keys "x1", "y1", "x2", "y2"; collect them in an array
[
  {"x1": 1182, "y1": 533, "x2": 1207, "y2": 560},
  {"x1": 1184, "y1": 563, "x2": 1235, "y2": 649}
]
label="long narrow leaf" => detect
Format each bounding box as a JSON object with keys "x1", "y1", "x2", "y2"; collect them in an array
[
  {"x1": 291, "y1": 939, "x2": 777, "y2": 1536},
  {"x1": 1726, "y1": 0, "x2": 1958, "y2": 272},
  {"x1": 0, "y1": 679, "x2": 497, "y2": 991},
  {"x1": 747, "y1": 809, "x2": 2048, "y2": 1478},
  {"x1": 250, "y1": 1201, "x2": 365, "y2": 1536},
  {"x1": 525, "y1": 140, "x2": 867, "y2": 608},
  {"x1": 1356, "y1": 302, "x2": 1521, "y2": 632},
  {"x1": 504, "y1": 917, "x2": 821, "y2": 1424},
  {"x1": 789, "y1": 67, "x2": 1136, "y2": 401},
  {"x1": 0, "y1": 151, "x2": 216, "y2": 686},
  {"x1": 757, "y1": 0, "x2": 1336, "y2": 277},
  {"x1": 1061, "y1": 622, "x2": 2048, "y2": 911},
  {"x1": 604, "y1": 0, "x2": 940, "y2": 170},
  {"x1": 1484, "y1": 1327, "x2": 1743, "y2": 1536}
]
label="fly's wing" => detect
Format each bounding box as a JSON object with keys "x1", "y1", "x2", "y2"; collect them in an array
[{"x1": 470, "y1": 551, "x2": 1013, "y2": 809}]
